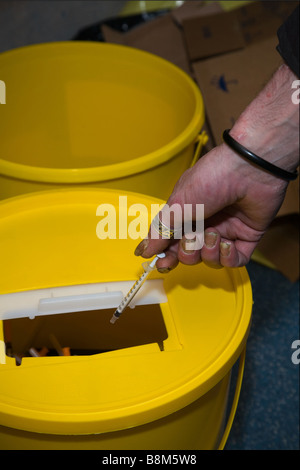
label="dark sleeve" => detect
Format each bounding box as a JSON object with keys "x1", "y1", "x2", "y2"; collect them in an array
[{"x1": 277, "y1": 5, "x2": 299, "y2": 78}]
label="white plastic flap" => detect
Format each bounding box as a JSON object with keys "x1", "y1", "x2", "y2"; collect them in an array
[
  {"x1": 0, "y1": 280, "x2": 167, "y2": 321},
  {"x1": 38, "y1": 291, "x2": 124, "y2": 315}
]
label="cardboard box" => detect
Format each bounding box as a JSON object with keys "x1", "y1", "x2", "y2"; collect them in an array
[
  {"x1": 182, "y1": 9, "x2": 246, "y2": 61},
  {"x1": 235, "y1": 0, "x2": 299, "y2": 45},
  {"x1": 101, "y1": 13, "x2": 191, "y2": 75},
  {"x1": 192, "y1": 35, "x2": 282, "y2": 145},
  {"x1": 181, "y1": 0, "x2": 299, "y2": 62},
  {"x1": 171, "y1": 1, "x2": 223, "y2": 25}
]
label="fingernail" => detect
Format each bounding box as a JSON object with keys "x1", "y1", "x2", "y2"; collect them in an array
[
  {"x1": 181, "y1": 237, "x2": 196, "y2": 254},
  {"x1": 220, "y1": 241, "x2": 231, "y2": 257},
  {"x1": 157, "y1": 267, "x2": 172, "y2": 274},
  {"x1": 204, "y1": 231, "x2": 218, "y2": 248},
  {"x1": 134, "y1": 239, "x2": 149, "y2": 256}
]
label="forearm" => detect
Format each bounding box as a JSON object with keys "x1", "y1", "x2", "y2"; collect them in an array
[{"x1": 230, "y1": 64, "x2": 299, "y2": 173}]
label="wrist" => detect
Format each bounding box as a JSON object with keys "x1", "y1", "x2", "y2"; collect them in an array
[{"x1": 223, "y1": 129, "x2": 298, "y2": 182}]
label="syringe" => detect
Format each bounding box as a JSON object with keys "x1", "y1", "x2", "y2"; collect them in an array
[{"x1": 110, "y1": 253, "x2": 166, "y2": 324}]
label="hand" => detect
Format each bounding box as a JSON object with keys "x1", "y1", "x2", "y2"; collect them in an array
[
  {"x1": 134, "y1": 143, "x2": 288, "y2": 270},
  {"x1": 134, "y1": 64, "x2": 299, "y2": 272}
]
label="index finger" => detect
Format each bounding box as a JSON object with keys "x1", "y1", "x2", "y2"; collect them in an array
[
  {"x1": 134, "y1": 203, "x2": 184, "y2": 258},
  {"x1": 134, "y1": 233, "x2": 172, "y2": 259},
  {"x1": 134, "y1": 208, "x2": 178, "y2": 257}
]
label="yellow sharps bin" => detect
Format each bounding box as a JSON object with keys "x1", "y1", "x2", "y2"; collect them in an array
[
  {"x1": 0, "y1": 189, "x2": 252, "y2": 449},
  {"x1": 0, "y1": 42, "x2": 207, "y2": 200}
]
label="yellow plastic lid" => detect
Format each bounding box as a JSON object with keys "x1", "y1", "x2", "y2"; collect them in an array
[{"x1": 0, "y1": 189, "x2": 252, "y2": 435}]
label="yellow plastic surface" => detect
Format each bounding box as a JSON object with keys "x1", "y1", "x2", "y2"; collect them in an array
[
  {"x1": 0, "y1": 372, "x2": 231, "y2": 449},
  {"x1": 218, "y1": 1, "x2": 252, "y2": 11},
  {"x1": 0, "y1": 189, "x2": 252, "y2": 444},
  {"x1": 121, "y1": 1, "x2": 186, "y2": 15},
  {"x1": 121, "y1": 0, "x2": 252, "y2": 15},
  {"x1": 0, "y1": 42, "x2": 204, "y2": 200}
]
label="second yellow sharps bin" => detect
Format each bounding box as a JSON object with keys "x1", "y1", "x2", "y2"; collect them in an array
[
  {"x1": 0, "y1": 189, "x2": 252, "y2": 449},
  {"x1": 0, "y1": 42, "x2": 206, "y2": 201}
]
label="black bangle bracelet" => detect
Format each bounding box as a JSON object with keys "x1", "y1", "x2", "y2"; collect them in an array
[{"x1": 223, "y1": 129, "x2": 298, "y2": 181}]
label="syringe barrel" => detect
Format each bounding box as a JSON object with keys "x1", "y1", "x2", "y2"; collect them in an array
[
  {"x1": 117, "y1": 269, "x2": 149, "y2": 314},
  {"x1": 110, "y1": 253, "x2": 166, "y2": 324}
]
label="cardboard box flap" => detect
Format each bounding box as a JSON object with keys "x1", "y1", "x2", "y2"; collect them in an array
[
  {"x1": 181, "y1": 1, "x2": 299, "y2": 62},
  {"x1": 171, "y1": 1, "x2": 223, "y2": 26},
  {"x1": 236, "y1": 1, "x2": 300, "y2": 45},
  {"x1": 182, "y1": 9, "x2": 245, "y2": 61},
  {"x1": 192, "y1": 35, "x2": 282, "y2": 145},
  {"x1": 102, "y1": 13, "x2": 191, "y2": 75}
]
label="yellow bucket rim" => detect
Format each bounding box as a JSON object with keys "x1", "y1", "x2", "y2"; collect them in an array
[{"x1": 0, "y1": 42, "x2": 204, "y2": 184}]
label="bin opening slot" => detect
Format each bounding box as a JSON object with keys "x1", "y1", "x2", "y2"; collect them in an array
[
  {"x1": 0, "y1": 279, "x2": 167, "y2": 320},
  {"x1": 3, "y1": 303, "x2": 168, "y2": 365}
]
